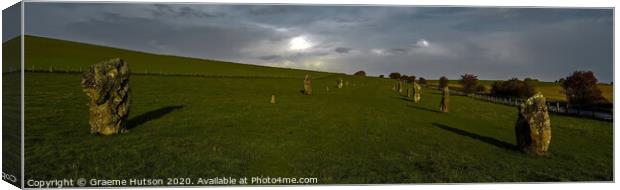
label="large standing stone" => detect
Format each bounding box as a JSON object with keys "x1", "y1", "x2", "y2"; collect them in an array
[
  {"x1": 303, "y1": 74, "x2": 312, "y2": 95},
  {"x1": 337, "y1": 78, "x2": 344, "y2": 89},
  {"x1": 413, "y1": 82, "x2": 421, "y2": 103},
  {"x1": 398, "y1": 80, "x2": 404, "y2": 93},
  {"x1": 80, "y1": 58, "x2": 131, "y2": 135},
  {"x1": 440, "y1": 86, "x2": 449, "y2": 112},
  {"x1": 515, "y1": 93, "x2": 551, "y2": 155}
]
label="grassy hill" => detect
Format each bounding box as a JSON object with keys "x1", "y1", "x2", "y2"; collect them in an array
[
  {"x1": 11, "y1": 36, "x2": 614, "y2": 184},
  {"x1": 22, "y1": 35, "x2": 336, "y2": 78},
  {"x1": 2, "y1": 36, "x2": 21, "y2": 72}
]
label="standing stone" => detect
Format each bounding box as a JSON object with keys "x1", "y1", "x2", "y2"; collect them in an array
[
  {"x1": 413, "y1": 82, "x2": 421, "y2": 103},
  {"x1": 270, "y1": 95, "x2": 276, "y2": 104},
  {"x1": 337, "y1": 79, "x2": 344, "y2": 89},
  {"x1": 303, "y1": 74, "x2": 312, "y2": 95},
  {"x1": 395, "y1": 82, "x2": 400, "y2": 92},
  {"x1": 515, "y1": 93, "x2": 551, "y2": 155},
  {"x1": 440, "y1": 86, "x2": 449, "y2": 112},
  {"x1": 392, "y1": 84, "x2": 396, "y2": 91},
  {"x1": 80, "y1": 58, "x2": 131, "y2": 135},
  {"x1": 407, "y1": 88, "x2": 413, "y2": 98},
  {"x1": 398, "y1": 80, "x2": 404, "y2": 93}
]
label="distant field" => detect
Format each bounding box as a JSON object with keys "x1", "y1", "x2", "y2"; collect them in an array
[
  {"x1": 15, "y1": 36, "x2": 614, "y2": 184},
  {"x1": 427, "y1": 80, "x2": 613, "y2": 102},
  {"x1": 536, "y1": 82, "x2": 613, "y2": 102}
]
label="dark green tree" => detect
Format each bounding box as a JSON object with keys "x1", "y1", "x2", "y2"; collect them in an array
[
  {"x1": 439, "y1": 76, "x2": 449, "y2": 89},
  {"x1": 389, "y1": 72, "x2": 401, "y2": 79},
  {"x1": 353, "y1": 70, "x2": 366, "y2": 76},
  {"x1": 418, "y1": 77, "x2": 427, "y2": 85},
  {"x1": 459, "y1": 74, "x2": 478, "y2": 94}
]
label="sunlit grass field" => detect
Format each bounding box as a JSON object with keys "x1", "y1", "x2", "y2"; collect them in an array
[
  {"x1": 427, "y1": 80, "x2": 613, "y2": 102},
  {"x1": 17, "y1": 36, "x2": 614, "y2": 183}
]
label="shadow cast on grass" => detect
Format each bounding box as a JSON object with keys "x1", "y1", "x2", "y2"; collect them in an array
[
  {"x1": 409, "y1": 105, "x2": 441, "y2": 113},
  {"x1": 397, "y1": 96, "x2": 412, "y2": 102},
  {"x1": 127, "y1": 105, "x2": 184, "y2": 129},
  {"x1": 432, "y1": 123, "x2": 516, "y2": 151}
]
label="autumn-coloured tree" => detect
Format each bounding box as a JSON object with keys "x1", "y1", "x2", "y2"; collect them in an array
[{"x1": 560, "y1": 71, "x2": 606, "y2": 107}]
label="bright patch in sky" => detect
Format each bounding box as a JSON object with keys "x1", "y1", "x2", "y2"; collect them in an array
[
  {"x1": 289, "y1": 36, "x2": 312, "y2": 51},
  {"x1": 371, "y1": 48, "x2": 386, "y2": 55},
  {"x1": 417, "y1": 39, "x2": 430, "y2": 47}
]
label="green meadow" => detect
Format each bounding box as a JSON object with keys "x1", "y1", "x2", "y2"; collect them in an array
[
  {"x1": 13, "y1": 36, "x2": 614, "y2": 183},
  {"x1": 426, "y1": 80, "x2": 613, "y2": 102}
]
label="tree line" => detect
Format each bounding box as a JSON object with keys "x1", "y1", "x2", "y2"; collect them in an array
[{"x1": 377, "y1": 70, "x2": 608, "y2": 109}]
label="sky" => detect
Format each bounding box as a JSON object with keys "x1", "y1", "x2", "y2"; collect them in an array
[
  {"x1": 2, "y1": 2, "x2": 20, "y2": 42},
  {"x1": 20, "y1": 2, "x2": 614, "y2": 82}
]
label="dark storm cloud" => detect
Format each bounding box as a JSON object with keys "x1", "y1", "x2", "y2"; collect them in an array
[
  {"x1": 388, "y1": 48, "x2": 409, "y2": 54},
  {"x1": 23, "y1": 3, "x2": 613, "y2": 82},
  {"x1": 258, "y1": 55, "x2": 282, "y2": 61},
  {"x1": 150, "y1": 4, "x2": 222, "y2": 18},
  {"x1": 334, "y1": 47, "x2": 351, "y2": 54}
]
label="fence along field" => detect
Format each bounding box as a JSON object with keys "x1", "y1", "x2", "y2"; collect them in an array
[
  {"x1": 13, "y1": 35, "x2": 614, "y2": 183},
  {"x1": 425, "y1": 80, "x2": 613, "y2": 121}
]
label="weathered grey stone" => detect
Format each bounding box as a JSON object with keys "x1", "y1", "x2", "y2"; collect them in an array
[
  {"x1": 407, "y1": 88, "x2": 412, "y2": 98},
  {"x1": 337, "y1": 78, "x2": 344, "y2": 89},
  {"x1": 303, "y1": 74, "x2": 312, "y2": 95},
  {"x1": 80, "y1": 58, "x2": 131, "y2": 135},
  {"x1": 515, "y1": 93, "x2": 551, "y2": 155},
  {"x1": 413, "y1": 82, "x2": 421, "y2": 103},
  {"x1": 440, "y1": 86, "x2": 449, "y2": 112}
]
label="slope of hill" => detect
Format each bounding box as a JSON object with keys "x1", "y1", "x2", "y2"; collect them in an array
[
  {"x1": 2, "y1": 36, "x2": 21, "y2": 72},
  {"x1": 21, "y1": 35, "x2": 335, "y2": 78}
]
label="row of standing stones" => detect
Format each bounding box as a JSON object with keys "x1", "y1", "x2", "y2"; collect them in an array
[
  {"x1": 78, "y1": 58, "x2": 551, "y2": 156},
  {"x1": 300, "y1": 74, "x2": 347, "y2": 96},
  {"x1": 78, "y1": 60, "x2": 348, "y2": 135},
  {"x1": 393, "y1": 80, "x2": 551, "y2": 156}
]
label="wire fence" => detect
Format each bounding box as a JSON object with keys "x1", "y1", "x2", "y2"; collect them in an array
[
  {"x1": 445, "y1": 88, "x2": 612, "y2": 121},
  {"x1": 22, "y1": 66, "x2": 338, "y2": 80}
]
